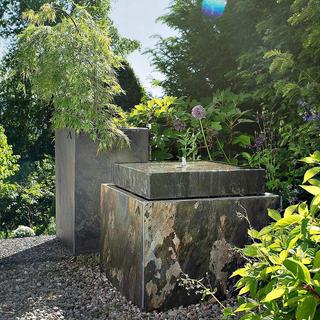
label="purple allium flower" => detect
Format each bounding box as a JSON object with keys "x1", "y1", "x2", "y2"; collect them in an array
[
  {"x1": 254, "y1": 137, "x2": 263, "y2": 148},
  {"x1": 303, "y1": 114, "x2": 313, "y2": 122},
  {"x1": 250, "y1": 136, "x2": 263, "y2": 149},
  {"x1": 173, "y1": 119, "x2": 186, "y2": 132},
  {"x1": 303, "y1": 113, "x2": 320, "y2": 122},
  {"x1": 192, "y1": 105, "x2": 206, "y2": 120}
]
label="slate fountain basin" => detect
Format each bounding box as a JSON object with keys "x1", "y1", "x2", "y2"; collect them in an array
[{"x1": 100, "y1": 161, "x2": 279, "y2": 310}]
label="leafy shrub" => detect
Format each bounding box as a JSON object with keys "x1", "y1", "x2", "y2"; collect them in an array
[
  {"x1": 228, "y1": 151, "x2": 320, "y2": 319},
  {"x1": 42, "y1": 216, "x2": 56, "y2": 236},
  {"x1": 13, "y1": 225, "x2": 35, "y2": 238},
  {"x1": 0, "y1": 153, "x2": 55, "y2": 238},
  {"x1": 241, "y1": 108, "x2": 320, "y2": 205},
  {"x1": 149, "y1": 0, "x2": 320, "y2": 202},
  {"x1": 0, "y1": 125, "x2": 20, "y2": 194},
  {"x1": 15, "y1": 156, "x2": 55, "y2": 235},
  {"x1": 124, "y1": 90, "x2": 254, "y2": 162},
  {"x1": 0, "y1": 125, "x2": 20, "y2": 237},
  {"x1": 17, "y1": 3, "x2": 129, "y2": 151}
]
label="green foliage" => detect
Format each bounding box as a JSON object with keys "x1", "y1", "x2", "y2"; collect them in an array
[
  {"x1": 124, "y1": 91, "x2": 253, "y2": 162},
  {"x1": 0, "y1": 125, "x2": 20, "y2": 196},
  {"x1": 16, "y1": 3, "x2": 130, "y2": 151},
  {"x1": 0, "y1": 154, "x2": 55, "y2": 238},
  {"x1": 0, "y1": 0, "x2": 139, "y2": 52},
  {"x1": 148, "y1": 0, "x2": 263, "y2": 99},
  {"x1": 125, "y1": 96, "x2": 180, "y2": 160},
  {"x1": 150, "y1": 0, "x2": 320, "y2": 199},
  {"x1": 241, "y1": 107, "x2": 320, "y2": 204},
  {"x1": 178, "y1": 129, "x2": 201, "y2": 161},
  {"x1": 229, "y1": 151, "x2": 320, "y2": 320},
  {"x1": 114, "y1": 61, "x2": 146, "y2": 112},
  {"x1": 0, "y1": 0, "x2": 144, "y2": 236},
  {"x1": 0, "y1": 51, "x2": 54, "y2": 160},
  {"x1": 0, "y1": 0, "x2": 142, "y2": 160},
  {"x1": 151, "y1": 0, "x2": 320, "y2": 106}
]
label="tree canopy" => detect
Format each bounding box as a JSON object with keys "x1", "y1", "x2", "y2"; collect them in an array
[
  {"x1": 150, "y1": 0, "x2": 320, "y2": 112},
  {"x1": 16, "y1": 3, "x2": 130, "y2": 151},
  {"x1": 0, "y1": 0, "x2": 145, "y2": 159}
]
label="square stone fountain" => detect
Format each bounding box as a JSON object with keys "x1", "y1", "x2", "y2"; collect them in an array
[{"x1": 100, "y1": 161, "x2": 279, "y2": 311}]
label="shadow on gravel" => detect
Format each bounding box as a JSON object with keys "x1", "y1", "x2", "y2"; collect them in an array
[{"x1": 0, "y1": 237, "x2": 72, "y2": 267}]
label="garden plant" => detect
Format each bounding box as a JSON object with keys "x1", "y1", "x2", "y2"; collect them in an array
[
  {"x1": 0, "y1": 0, "x2": 142, "y2": 237},
  {"x1": 0, "y1": 0, "x2": 318, "y2": 297},
  {"x1": 228, "y1": 151, "x2": 320, "y2": 319}
]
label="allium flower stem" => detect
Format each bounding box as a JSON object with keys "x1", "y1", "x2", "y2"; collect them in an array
[
  {"x1": 216, "y1": 137, "x2": 230, "y2": 164},
  {"x1": 199, "y1": 119, "x2": 212, "y2": 161}
]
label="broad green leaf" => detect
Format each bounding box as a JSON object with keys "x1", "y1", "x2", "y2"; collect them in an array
[
  {"x1": 300, "y1": 157, "x2": 315, "y2": 164},
  {"x1": 210, "y1": 121, "x2": 222, "y2": 131},
  {"x1": 309, "y1": 179, "x2": 320, "y2": 187},
  {"x1": 269, "y1": 254, "x2": 282, "y2": 265},
  {"x1": 237, "y1": 278, "x2": 257, "y2": 297},
  {"x1": 275, "y1": 215, "x2": 303, "y2": 228},
  {"x1": 235, "y1": 302, "x2": 259, "y2": 313},
  {"x1": 223, "y1": 307, "x2": 234, "y2": 317},
  {"x1": 283, "y1": 258, "x2": 311, "y2": 283},
  {"x1": 265, "y1": 266, "x2": 281, "y2": 274},
  {"x1": 258, "y1": 225, "x2": 274, "y2": 237},
  {"x1": 311, "y1": 235, "x2": 320, "y2": 243},
  {"x1": 243, "y1": 245, "x2": 261, "y2": 257},
  {"x1": 284, "y1": 204, "x2": 299, "y2": 217},
  {"x1": 300, "y1": 185, "x2": 320, "y2": 196},
  {"x1": 311, "y1": 194, "x2": 320, "y2": 208},
  {"x1": 310, "y1": 226, "x2": 320, "y2": 235},
  {"x1": 313, "y1": 251, "x2": 320, "y2": 269},
  {"x1": 248, "y1": 228, "x2": 260, "y2": 239},
  {"x1": 280, "y1": 250, "x2": 288, "y2": 262},
  {"x1": 288, "y1": 235, "x2": 300, "y2": 250},
  {"x1": 310, "y1": 203, "x2": 320, "y2": 216},
  {"x1": 268, "y1": 208, "x2": 281, "y2": 221},
  {"x1": 261, "y1": 287, "x2": 286, "y2": 302},
  {"x1": 298, "y1": 203, "x2": 309, "y2": 216},
  {"x1": 303, "y1": 167, "x2": 320, "y2": 183},
  {"x1": 239, "y1": 283, "x2": 251, "y2": 295},
  {"x1": 269, "y1": 241, "x2": 282, "y2": 251},
  {"x1": 284, "y1": 295, "x2": 305, "y2": 307},
  {"x1": 231, "y1": 268, "x2": 248, "y2": 278},
  {"x1": 296, "y1": 295, "x2": 317, "y2": 320},
  {"x1": 232, "y1": 134, "x2": 251, "y2": 147},
  {"x1": 301, "y1": 152, "x2": 320, "y2": 164}
]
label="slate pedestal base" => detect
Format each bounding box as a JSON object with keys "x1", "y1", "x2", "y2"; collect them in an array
[{"x1": 100, "y1": 184, "x2": 279, "y2": 311}]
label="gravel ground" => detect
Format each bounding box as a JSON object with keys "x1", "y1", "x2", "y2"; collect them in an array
[{"x1": 0, "y1": 236, "x2": 237, "y2": 320}]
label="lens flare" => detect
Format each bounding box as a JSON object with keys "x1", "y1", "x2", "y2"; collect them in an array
[{"x1": 202, "y1": 0, "x2": 227, "y2": 18}]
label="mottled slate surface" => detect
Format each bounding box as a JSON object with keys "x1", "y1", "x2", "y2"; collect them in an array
[
  {"x1": 100, "y1": 184, "x2": 144, "y2": 307},
  {"x1": 113, "y1": 162, "x2": 265, "y2": 200},
  {"x1": 100, "y1": 184, "x2": 279, "y2": 311},
  {"x1": 56, "y1": 128, "x2": 149, "y2": 255}
]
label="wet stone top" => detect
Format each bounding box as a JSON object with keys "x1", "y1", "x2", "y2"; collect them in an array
[
  {"x1": 113, "y1": 161, "x2": 265, "y2": 200},
  {"x1": 117, "y1": 161, "x2": 241, "y2": 174}
]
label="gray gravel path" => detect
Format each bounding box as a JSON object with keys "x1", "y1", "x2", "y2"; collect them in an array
[{"x1": 0, "y1": 236, "x2": 236, "y2": 320}]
